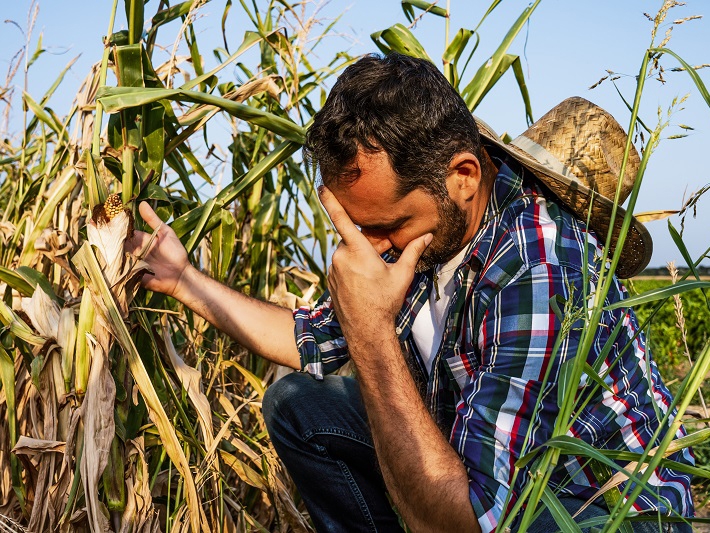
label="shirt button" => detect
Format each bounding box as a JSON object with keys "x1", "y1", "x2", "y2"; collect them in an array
[
  {"x1": 395, "y1": 327, "x2": 403, "y2": 335},
  {"x1": 418, "y1": 282, "x2": 427, "y2": 290}
]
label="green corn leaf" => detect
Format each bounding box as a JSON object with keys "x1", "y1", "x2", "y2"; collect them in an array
[
  {"x1": 517, "y1": 436, "x2": 652, "y2": 492},
  {"x1": 590, "y1": 317, "x2": 626, "y2": 374},
  {"x1": 605, "y1": 281, "x2": 710, "y2": 310},
  {"x1": 211, "y1": 209, "x2": 237, "y2": 281},
  {"x1": 40, "y1": 55, "x2": 80, "y2": 107},
  {"x1": 443, "y1": 28, "x2": 474, "y2": 86},
  {"x1": 588, "y1": 461, "x2": 634, "y2": 533},
  {"x1": 15, "y1": 266, "x2": 62, "y2": 305},
  {"x1": 27, "y1": 33, "x2": 45, "y2": 69},
  {"x1": 97, "y1": 86, "x2": 305, "y2": 143},
  {"x1": 140, "y1": 102, "x2": 165, "y2": 179},
  {"x1": 460, "y1": 0, "x2": 541, "y2": 111},
  {"x1": 185, "y1": 198, "x2": 217, "y2": 254},
  {"x1": 540, "y1": 486, "x2": 583, "y2": 533},
  {"x1": 171, "y1": 140, "x2": 300, "y2": 238},
  {"x1": 370, "y1": 24, "x2": 432, "y2": 60},
  {"x1": 401, "y1": 1, "x2": 448, "y2": 22},
  {"x1": 557, "y1": 358, "x2": 574, "y2": 409},
  {"x1": 0, "y1": 345, "x2": 25, "y2": 509},
  {"x1": 510, "y1": 55, "x2": 534, "y2": 125},
  {"x1": 654, "y1": 47, "x2": 710, "y2": 107},
  {"x1": 582, "y1": 362, "x2": 614, "y2": 395},
  {"x1": 221, "y1": 0, "x2": 233, "y2": 51},
  {"x1": 22, "y1": 92, "x2": 67, "y2": 139},
  {"x1": 0, "y1": 266, "x2": 34, "y2": 296},
  {"x1": 150, "y1": 0, "x2": 195, "y2": 28},
  {"x1": 125, "y1": 0, "x2": 144, "y2": 45}
]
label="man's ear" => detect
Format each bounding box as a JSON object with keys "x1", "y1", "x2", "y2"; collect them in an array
[{"x1": 446, "y1": 152, "x2": 482, "y2": 203}]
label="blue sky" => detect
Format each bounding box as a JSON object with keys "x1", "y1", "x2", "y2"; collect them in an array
[{"x1": 1, "y1": 0, "x2": 709, "y2": 268}]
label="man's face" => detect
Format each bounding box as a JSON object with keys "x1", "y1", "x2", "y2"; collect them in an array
[{"x1": 329, "y1": 150, "x2": 470, "y2": 272}]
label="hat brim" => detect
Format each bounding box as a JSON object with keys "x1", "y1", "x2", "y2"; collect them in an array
[{"x1": 475, "y1": 117, "x2": 653, "y2": 279}]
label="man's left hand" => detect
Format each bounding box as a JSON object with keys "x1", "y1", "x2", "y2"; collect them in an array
[{"x1": 319, "y1": 186, "x2": 432, "y2": 349}]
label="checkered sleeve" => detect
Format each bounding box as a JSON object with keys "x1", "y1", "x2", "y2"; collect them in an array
[
  {"x1": 292, "y1": 290, "x2": 350, "y2": 379},
  {"x1": 450, "y1": 263, "x2": 579, "y2": 533}
]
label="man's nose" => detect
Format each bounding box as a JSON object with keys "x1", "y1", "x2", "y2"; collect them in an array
[{"x1": 361, "y1": 231, "x2": 393, "y2": 255}]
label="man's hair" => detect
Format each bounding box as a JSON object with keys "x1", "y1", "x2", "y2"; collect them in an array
[{"x1": 303, "y1": 53, "x2": 483, "y2": 199}]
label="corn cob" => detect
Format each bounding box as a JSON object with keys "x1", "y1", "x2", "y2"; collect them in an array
[{"x1": 102, "y1": 435, "x2": 126, "y2": 512}]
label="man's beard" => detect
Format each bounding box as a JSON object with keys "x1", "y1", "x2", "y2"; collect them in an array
[{"x1": 388, "y1": 195, "x2": 469, "y2": 273}]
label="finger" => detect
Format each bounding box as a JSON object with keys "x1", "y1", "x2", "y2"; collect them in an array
[
  {"x1": 319, "y1": 187, "x2": 368, "y2": 247},
  {"x1": 138, "y1": 201, "x2": 165, "y2": 232},
  {"x1": 395, "y1": 233, "x2": 433, "y2": 272}
]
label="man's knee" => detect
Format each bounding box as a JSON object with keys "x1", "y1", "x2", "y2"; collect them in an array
[{"x1": 262, "y1": 371, "x2": 315, "y2": 433}]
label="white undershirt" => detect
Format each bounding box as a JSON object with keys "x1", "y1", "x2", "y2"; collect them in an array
[{"x1": 411, "y1": 247, "x2": 469, "y2": 373}]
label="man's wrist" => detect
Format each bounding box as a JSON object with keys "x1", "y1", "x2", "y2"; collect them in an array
[{"x1": 171, "y1": 263, "x2": 199, "y2": 302}]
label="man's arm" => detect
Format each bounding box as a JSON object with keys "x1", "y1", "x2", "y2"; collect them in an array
[
  {"x1": 126, "y1": 202, "x2": 300, "y2": 369},
  {"x1": 349, "y1": 330, "x2": 479, "y2": 532},
  {"x1": 321, "y1": 188, "x2": 480, "y2": 532}
]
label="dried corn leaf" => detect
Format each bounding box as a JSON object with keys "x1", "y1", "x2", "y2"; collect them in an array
[
  {"x1": 160, "y1": 315, "x2": 214, "y2": 447},
  {"x1": 21, "y1": 287, "x2": 60, "y2": 339},
  {"x1": 120, "y1": 437, "x2": 160, "y2": 533},
  {"x1": 634, "y1": 209, "x2": 680, "y2": 222},
  {"x1": 28, "y1": 352, "x2": 59, "y2": 533},
  {"x1": 12, "y1": 437, "x2": 65, "y2": 455},
  {"x1": 218, "y1": 450, "x2": 267, "y2": 491},
  {"x1": 79, "y1": 338, "x2": 114, "y2": 533}
]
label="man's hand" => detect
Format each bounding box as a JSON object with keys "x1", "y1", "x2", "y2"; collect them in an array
[
  {"x1": 124, "y1": 202, "x2": 191, "y2": 298},
  {"x1": 319, "y1": 187, "x2": 432, "y2": 345}
]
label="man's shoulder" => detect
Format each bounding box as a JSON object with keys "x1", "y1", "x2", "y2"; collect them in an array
[
  {"x1": 496, "y1": 180, "x2": 600, "y2": 274},
  {"x1": 471, "y1": 179, "x2": 602, "y2": 298}
]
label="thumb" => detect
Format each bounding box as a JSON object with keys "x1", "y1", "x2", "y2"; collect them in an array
[
  {"x1": 396, "y1": 233, "x2": 433, "y2": 272},
  {"x1": 138, "y1": 201, "x2": 164, "y2": 232}
]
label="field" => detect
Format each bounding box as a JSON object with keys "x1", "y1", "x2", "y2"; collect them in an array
[{"x1": 0, "y1": 0, "x2": 708, "y2": 530}]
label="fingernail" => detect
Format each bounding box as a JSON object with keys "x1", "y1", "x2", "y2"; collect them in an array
[{"x1": 424, "y1": 233, "x2": 433, "y2": 246}]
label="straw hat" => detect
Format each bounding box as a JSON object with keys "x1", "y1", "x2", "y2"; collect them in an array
[{"x1": 475, "y1": 96, "x2": 652, "y2": 279}]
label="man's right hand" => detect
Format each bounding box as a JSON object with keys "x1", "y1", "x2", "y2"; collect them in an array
[
  {"x1": 124, "y1": 201, "x2": 191, "y2": 298},
  {"x1": 124, "y1": 201, "x2": 301, "y2": 369}
]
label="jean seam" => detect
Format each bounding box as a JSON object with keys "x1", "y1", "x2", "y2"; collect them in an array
[
  {"x1": 301, "y1": 441, "x2": 377, "y2": 533},
  {"x1": 303, "y1": 426, "x2": 374, "y2": 448}
]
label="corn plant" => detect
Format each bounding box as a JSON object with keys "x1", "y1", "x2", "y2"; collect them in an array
[{"x1": 0, "y1": 0, "x2": 542, "y2": 531}]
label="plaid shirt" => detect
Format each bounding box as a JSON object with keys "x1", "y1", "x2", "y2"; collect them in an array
[{"x1": 293, "y1": 158, "x2": 694, "y2": 531}]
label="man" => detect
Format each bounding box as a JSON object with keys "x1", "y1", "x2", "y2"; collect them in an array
[{"x1": 128, "y1": 54, "x2": 694, "y2": 532}]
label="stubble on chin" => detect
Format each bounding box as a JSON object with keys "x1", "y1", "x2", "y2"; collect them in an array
[{"x1": 388, "y1": 196, "x2": 469, "y2": 274}]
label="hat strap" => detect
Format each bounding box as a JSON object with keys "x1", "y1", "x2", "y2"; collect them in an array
[{"x1": 510, "y1": 135, "x2": 576, "y2": 180}]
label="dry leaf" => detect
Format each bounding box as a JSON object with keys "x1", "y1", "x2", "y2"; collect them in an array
[
  {"x1": 12, "y1": 436, "x2": 65, "y2": 455},
  {"x1": 21, "y1": 287, "x2": 60, "y2": 339},
  {"x1": 79, "y1": 340, "x2": 115, "y2": 533},
  {"x1": 634, "y1": 209, "x2": 680, "y2": 223}
]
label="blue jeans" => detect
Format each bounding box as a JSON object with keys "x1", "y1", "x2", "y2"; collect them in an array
[{"x1": 262, "y1": 372, "x2": 693, "y2": 533}]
